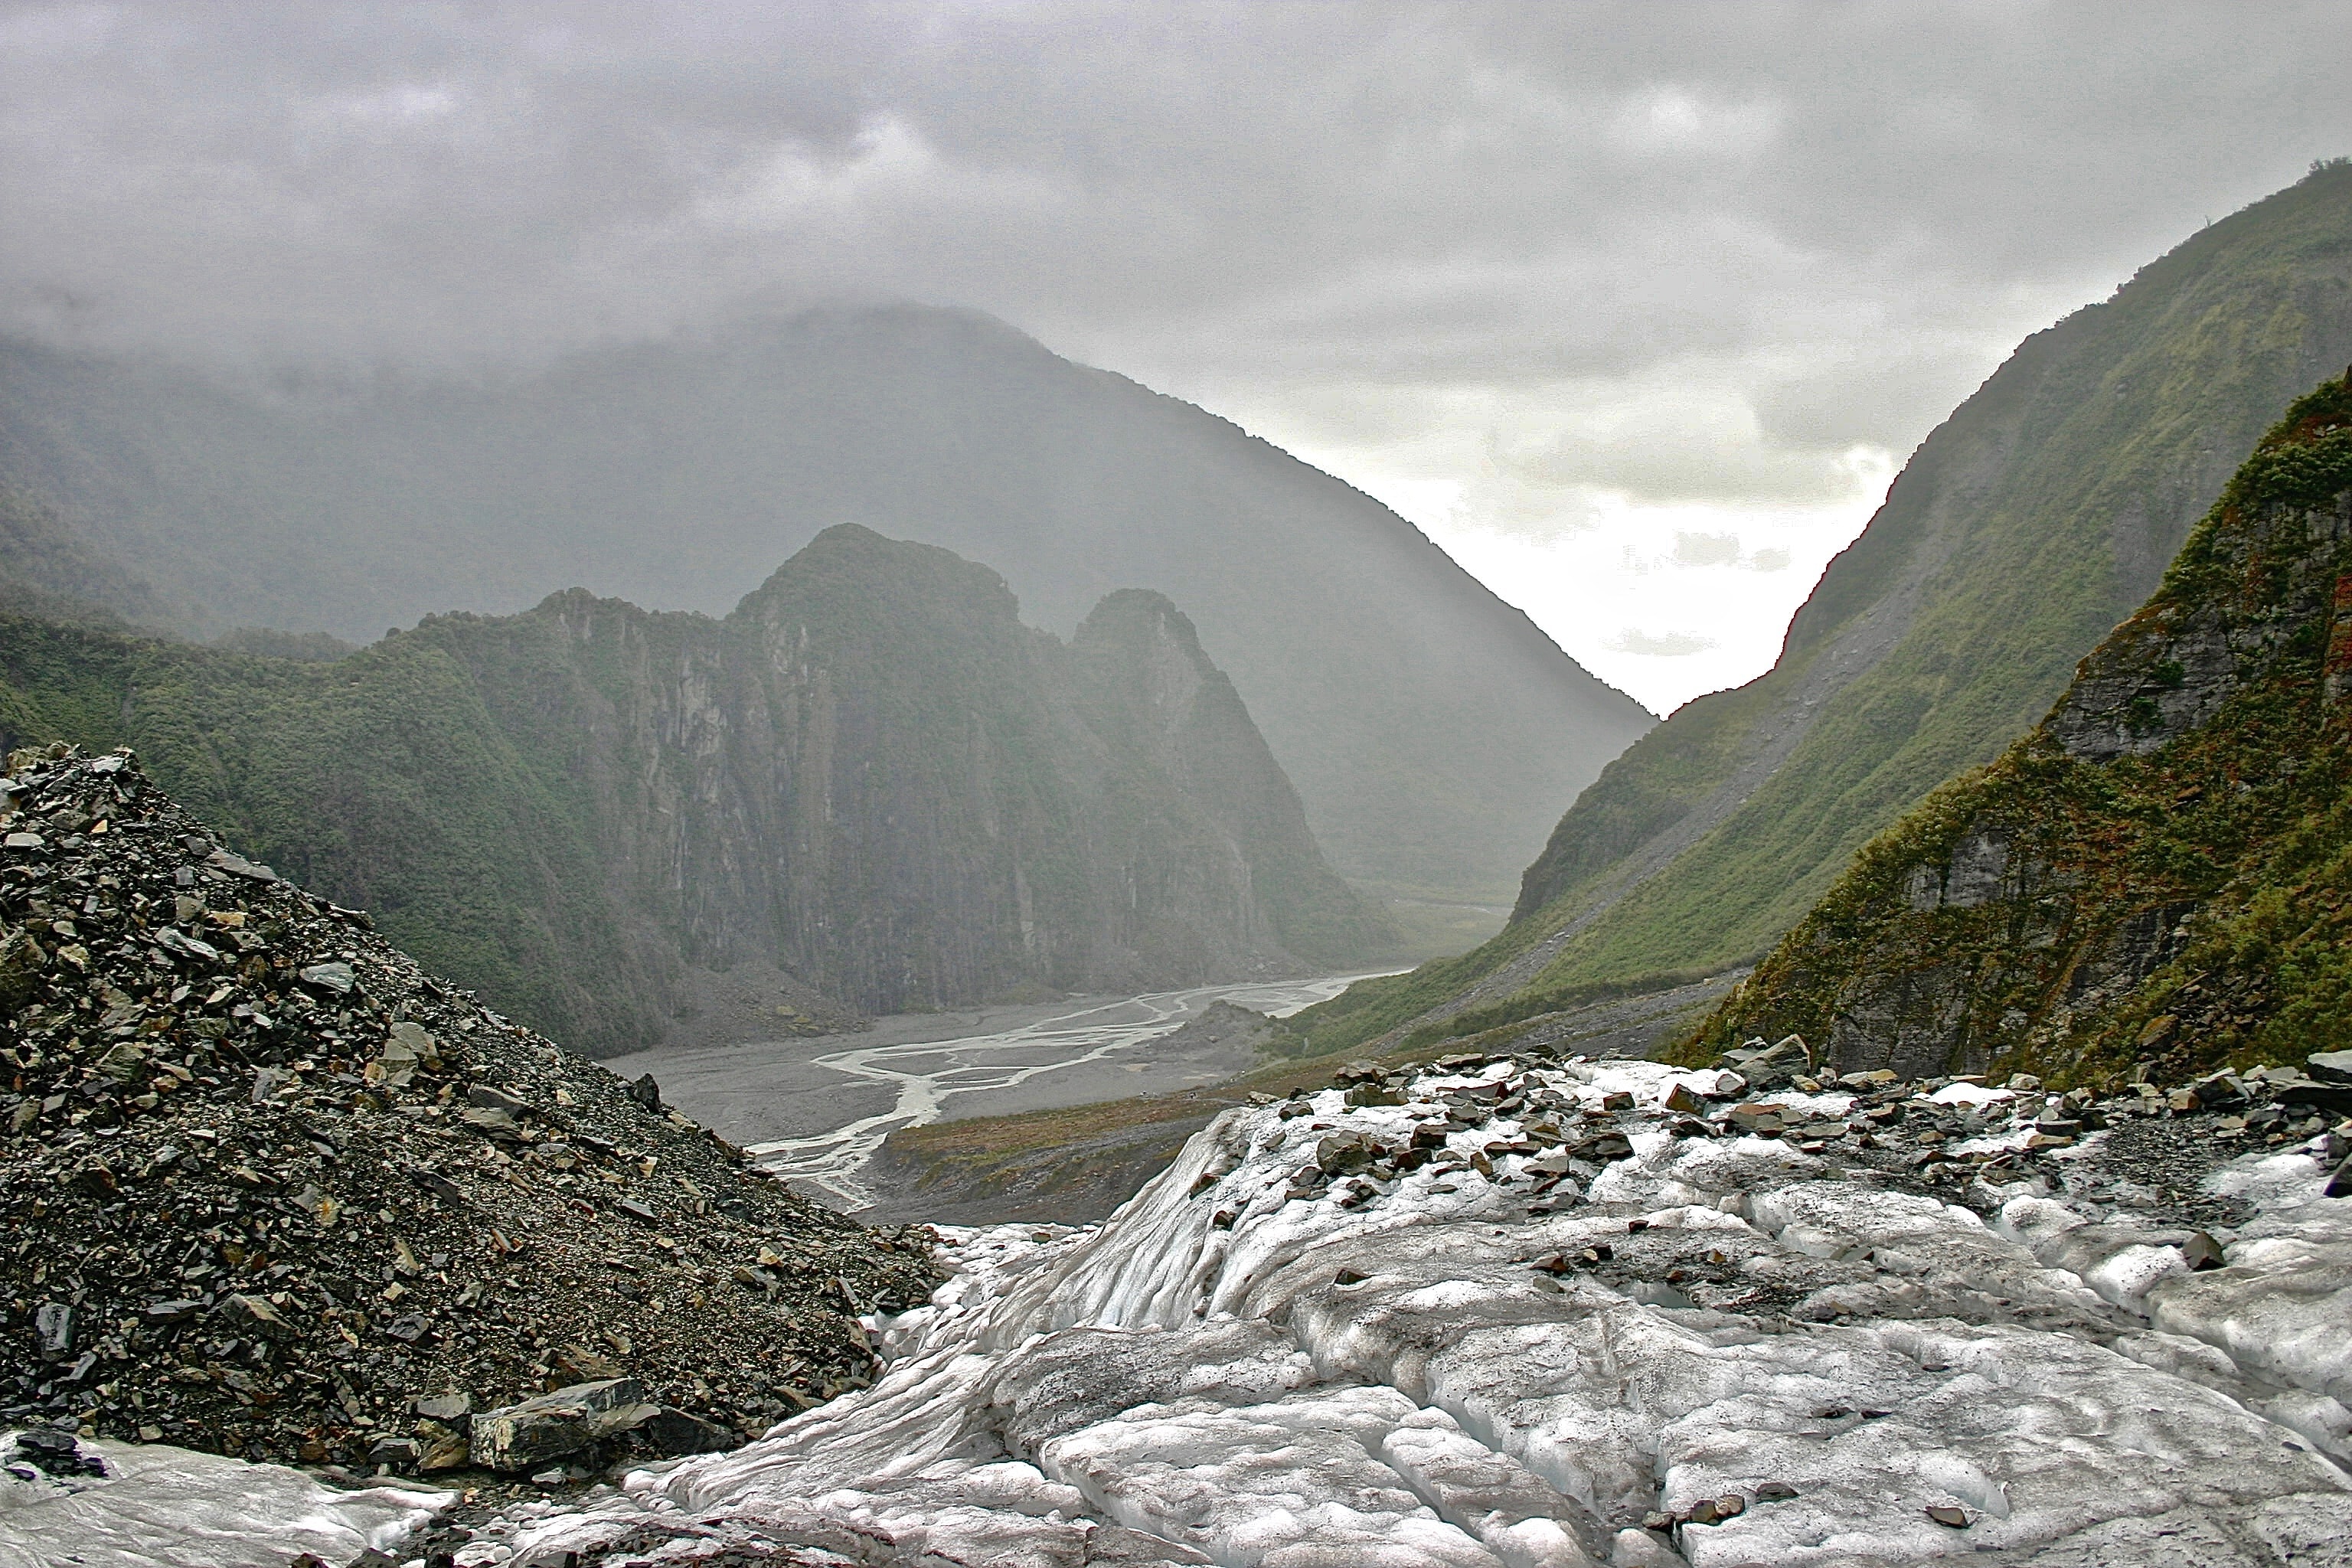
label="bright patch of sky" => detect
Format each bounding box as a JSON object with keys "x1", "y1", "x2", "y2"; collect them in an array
[{"x1": 1222, "y1": 397, "x2": 1893, "y2": 714}]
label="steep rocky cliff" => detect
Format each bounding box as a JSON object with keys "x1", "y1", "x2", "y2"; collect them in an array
[
  {"x1": 1292, "y1": 160, "x2": 2352, "y2": 1059},
  {"x1": 1685, "y1": 371, "x2": 2352, "y2": 1084},
  {"x1": 0, "y1": 526, "x2": 1391, "y2": 1053}
]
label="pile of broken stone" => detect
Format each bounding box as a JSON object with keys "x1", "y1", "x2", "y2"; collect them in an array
[
  {"x1": 1272, "y1": 1031, "x2": 2344, "y2": 1242},
  {"x1": 0, "y1": 745, "x2": 936, "y2": 1487}
]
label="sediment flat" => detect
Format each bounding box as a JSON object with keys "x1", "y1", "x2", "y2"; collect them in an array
[{"x1": 602, "y1": 973, "x2": 1389, "y2": 1203}]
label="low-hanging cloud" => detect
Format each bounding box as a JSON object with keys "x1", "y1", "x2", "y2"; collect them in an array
[
  {"x1": 1671, "y1": 533, "x2": 1793, "y2": 572},
  {"x1": 2, "y1": 1, "x2": 2350, "y2": 525}
]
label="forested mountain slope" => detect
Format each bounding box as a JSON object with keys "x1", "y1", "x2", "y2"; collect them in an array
[
  {"x1": 0, "y1": 479, "x2": 172, "y2": 631},
  {"x1": 0, "y1": 525, "x2": 1391, "y2": 1054},
  {"x1": 1688, "y1": 371, "x2": 2352, "y2": 1083},
  {"x1": 0, "y1": 307, "x2": 1653, "y2": 900},
  {"x1": 1293, "y1": 160, "x2": 2352, "y2": 1057}
]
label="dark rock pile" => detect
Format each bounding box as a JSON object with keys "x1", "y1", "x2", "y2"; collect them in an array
[
  {"x1": 1707, "y1": 1033, "x2": 2352, "y2": 1223},
  {"x1": 0, "y1": 744, "x2": 937, "y2": 1474}
]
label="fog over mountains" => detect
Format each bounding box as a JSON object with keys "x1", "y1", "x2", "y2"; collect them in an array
[{"x1": 0, "y1": 306, "x2": 1655, "y2": 903}]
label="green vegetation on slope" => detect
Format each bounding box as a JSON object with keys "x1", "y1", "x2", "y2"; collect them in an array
[
  {"x1": 1294, "y1": 160, "x2": 2352, "y2": 1058},
  {"x1": 1685, "y1": 372, "x2": 2352, "y2": 1086},
  {"x1": 0, "y1": 480, "x2": 174, "y2": 631},
  {"x1": 0, "y1": 527, "x2": 1393, "y2": 1054}
]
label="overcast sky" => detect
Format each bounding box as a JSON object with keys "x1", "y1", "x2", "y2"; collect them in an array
[{"x1": 5, "y1": 2, "x2": 2351, "y2": 711}]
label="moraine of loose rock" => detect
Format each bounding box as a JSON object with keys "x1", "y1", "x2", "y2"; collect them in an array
[{"x1": 0, "y1": 744, "x2": 937, "y2": 1487}]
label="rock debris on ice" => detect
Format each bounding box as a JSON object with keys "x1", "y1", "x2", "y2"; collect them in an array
[
  {"x1": 425, "y1": 1053, "x2": 2352, "y2": 1568},
  {"x1": 36, "y1": 1049, "x2": 2352, "y2": 1566}
]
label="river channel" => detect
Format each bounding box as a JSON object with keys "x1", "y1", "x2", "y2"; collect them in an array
[{"x1": 604, "y1": 972, "x2": 1387, "y2": 1207}]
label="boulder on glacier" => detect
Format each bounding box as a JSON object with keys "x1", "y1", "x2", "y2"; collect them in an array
[{"x1": 466, "y1": 1378, "x2": 660, "y2": 1472}]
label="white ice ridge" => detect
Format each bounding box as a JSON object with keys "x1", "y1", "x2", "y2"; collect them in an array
[
  {"x1": 487, "y1": 1058, "x2": 2352, "y2": 1566},
  {"x1": 0, "y1": 1429, "x2": 448, "y2": 1567},
  {"x1": 70, "y1": 1059, "x2": 2352, "y2": 1566}
]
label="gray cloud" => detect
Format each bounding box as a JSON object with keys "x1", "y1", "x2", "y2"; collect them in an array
[
  {"x1": 1510, "y1": 402, "x2": 1873, "y2": 507},
  {"x1": 2, "y1": 1, "x2": 2350, "y2": 517},
  {"x1": 1606, "y1": 629, "x2": 1717, "y2": 658},
  {"x1": 1674, "y1": 533, "x2": 1747, "y2": 569},
  {"x1": 1671, "y1": 534, "x2": 1792, "y2": 573}
]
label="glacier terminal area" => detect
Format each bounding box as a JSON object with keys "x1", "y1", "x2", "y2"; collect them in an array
[{"x1": 18, "y1": 1052, "x2": 2352, "y2": 1566}]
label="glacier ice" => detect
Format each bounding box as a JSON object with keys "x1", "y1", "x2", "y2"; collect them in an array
[
  {"x1": 0, "y1": 1429, "x2": 448, "y2": 1568},
  {"x1": 33, "y1": 1056, "x2": 2352, "y2": 1566}
]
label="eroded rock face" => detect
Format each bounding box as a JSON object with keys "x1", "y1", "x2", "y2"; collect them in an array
[
  {"x1": 2050, "y1": 629, "x2": 2233, "y2": 763},
  {"x1": 1903, "y1": 829, "x2": 2014, "y2": 912},
  {"x1": 440, "y1": 1053, "x2": 2352, "y2": 1568}
]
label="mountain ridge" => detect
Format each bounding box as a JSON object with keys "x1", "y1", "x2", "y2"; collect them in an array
[
  {"x1": 1684, "y1": 368, "x2": 2352, "y2": 1083},
  {"x1": 0, "y1": 305, "x2": 1655, "y2": 900},
  {"x1": 1289, "y1": 161, "x2": 2352, "y2": 1060},
  {"x1": 0, "y1": 524, "x2": 1393, "y2": 1054}
]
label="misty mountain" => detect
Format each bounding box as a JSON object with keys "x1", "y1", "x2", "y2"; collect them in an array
[
  {"x1": 0, "y1": 524, "x2": 1395, "y2": 1054},
  {"x1": 1293, "y1": 160, "x2": 2352, "y2": 1058},
  {"x1": 0, "y1": 306, "x2": 1654, "y2": 903},
  {"x1": 0, "y1": 479, "x2": 172, "y2": 632}
]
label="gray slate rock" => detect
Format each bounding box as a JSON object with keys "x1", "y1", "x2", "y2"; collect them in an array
[
  {"x1": 205, "y1": 847, "x2": 279, "y2": 882},
  {"x1": 2308, "y1": 1050, "x2": 2352, "y2": 1086},
  {"x1": 636, "y1": 1406, "x2": 737, "y2": 1456},
  {"x1": 469, "y1": 1377, "x2": 661, "y2": 1472}
]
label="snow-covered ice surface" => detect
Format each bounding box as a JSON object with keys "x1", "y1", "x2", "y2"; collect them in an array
[
  {"x1": 456, "y1": 1058, "x2": 2352, "y2": 1566},
  {"x1": 46, "y1": 1057, "x2": 2352, "y2": 1566},
  {"x1": 0, "y1": 1429, "x2": 449, "y2": 1567}
]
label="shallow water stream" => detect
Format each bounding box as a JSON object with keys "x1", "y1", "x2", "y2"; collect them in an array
[{"x1": 740, "y1": 972, "x2": 1378, "y2": 1205}]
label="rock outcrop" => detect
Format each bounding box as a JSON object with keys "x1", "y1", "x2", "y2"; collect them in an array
[
  {"x1": 0, "y1": 526, "x2": 1394, "y2": 1051},
  {"x1": 1687, "y1": 370, "x2": 2352, "y2": 1084}
]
